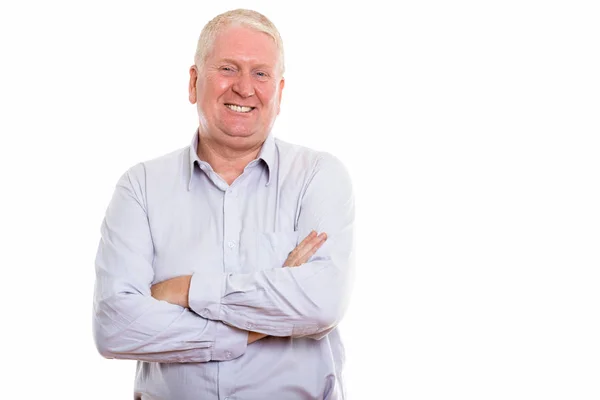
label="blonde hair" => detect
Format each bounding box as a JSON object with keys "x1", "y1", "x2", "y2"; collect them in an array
[{"x1": 194, "y1": 9, "x2": 285, "y2": 75}]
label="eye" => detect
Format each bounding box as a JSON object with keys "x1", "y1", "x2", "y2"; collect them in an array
[
  {"x1": 255, "y1": 71, "x2": 269, "y2": 80},
  {"x1": 220, "y1": 66, "x2": 237, "y2": 73}
]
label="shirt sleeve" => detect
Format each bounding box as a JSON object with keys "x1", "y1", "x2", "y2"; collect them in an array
[
  {"x1": 188, "y1": 153, "x2": 355, "y2": 338},
  {"x1": 93, "y1": 166, "x2": 248, "y2": 363}
]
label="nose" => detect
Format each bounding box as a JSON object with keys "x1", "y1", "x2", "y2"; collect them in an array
[{"x1": 232, "y1": 73, "x2": 255, "y2": 98}]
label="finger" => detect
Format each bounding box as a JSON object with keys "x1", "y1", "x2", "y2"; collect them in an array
[
  {"x1": 294, "y1": 233, "x2": 327, "y2": 266},
  {"x1": 286, "y1": 234, "x2": 322, "y2": 266},
  {"x1": 298, "y1": 232, "x2": 327, "y2": 264},
  {"x1": 284, "y1": 231, "x2": 317, "y2": 266},
  {"x1": 288, "y1": 230, "x2": 317, "y2": 258},
  {"x1": 284, "y1": 231, "x2": 328, "y2": 267}
]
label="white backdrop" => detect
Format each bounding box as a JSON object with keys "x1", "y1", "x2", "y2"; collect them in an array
[{"x1": 1, "y1": 1, "x2": 598, "y2": 399}]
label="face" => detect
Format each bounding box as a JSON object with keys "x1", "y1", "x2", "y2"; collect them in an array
[{"x1": 188, "y1": 25, "x2": 285, "y2": 150}]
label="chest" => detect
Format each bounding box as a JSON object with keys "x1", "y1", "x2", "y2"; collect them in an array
[{"x1": 147, "y1": 179, "x2": 302, "y2": 283}]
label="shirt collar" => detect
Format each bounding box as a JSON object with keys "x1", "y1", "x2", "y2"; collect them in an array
[
  {"x1": 257, "y1": 133, "x2": 275, "y2": 186},
  {"x1": 187, "y1": 130, "x2": 275, "y2": 191}
]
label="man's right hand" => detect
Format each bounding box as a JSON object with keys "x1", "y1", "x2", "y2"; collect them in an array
[{"x1": 248, "y1": 230, "x2": 328, "y2": 344}]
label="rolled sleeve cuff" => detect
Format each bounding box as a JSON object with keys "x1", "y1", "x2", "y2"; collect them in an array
[
  {"x1": 188, "y1": 270, "x2": 225, "y2": 320},
  {"x1": 211, "y1": 322, "x2": 248, "y2": 361}
]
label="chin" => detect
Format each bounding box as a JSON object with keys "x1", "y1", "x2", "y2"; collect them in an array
[
  {"x1": 223, "y1": 125, "x2": 263, "y2": 139},
  {"x1": 221, "y1": 131, "x2": 264, "y2": 147},
  {"x1": 222, "y1": 130, "x2": 253, "y2": 139}
]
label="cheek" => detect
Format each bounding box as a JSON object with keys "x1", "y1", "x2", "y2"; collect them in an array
[
  {"x1": 202, "y1": 76, "x2": 231, "y2": 101},
  {"x1": 214, "y1": 79, "x2": 231, "y2": 94},
  {"x1": 257, "y1": 86, "x2": 279, "y2": 107}
]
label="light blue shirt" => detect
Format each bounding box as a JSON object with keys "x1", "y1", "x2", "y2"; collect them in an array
[{"x1": 93, "y1": 132, "x2": 355, "y2": 399}]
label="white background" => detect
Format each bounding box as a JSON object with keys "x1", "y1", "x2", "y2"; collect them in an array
[{"x1": 1, "y1": 0, "x2": 599, "y2": 399}]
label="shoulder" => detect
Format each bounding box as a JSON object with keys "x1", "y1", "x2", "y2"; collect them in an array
[
  {"x1": 274, "y1": 137, "x2": 351, "y2": 181},
  {"x1": 119, "y1": 146, "x2": 189, "y2": 188}
]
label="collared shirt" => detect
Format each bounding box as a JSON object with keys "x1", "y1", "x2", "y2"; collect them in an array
[{"x1": 93, "y1": 132, "x2": 355, "y2": 400}]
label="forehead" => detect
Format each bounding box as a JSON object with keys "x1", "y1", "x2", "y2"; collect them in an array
[{"x1": 208, "y1": 25, "x2": 279, "y2": 67}]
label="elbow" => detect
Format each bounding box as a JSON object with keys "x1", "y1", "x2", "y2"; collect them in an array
[
  {"x1": 314, "y1": 276, "x2": 352, "y2": 330},
  {"x1": 93, "y1": 314, "x2": 122, "y2": 359},
  {"x1": 93, "y1": 301, "x2": 111, "y2": 358},
  {"x1": 94, "y1": 337, "x2": 115, "y2": 360},
  {"x1": 298, "y1": 299, "x2": 346, "y2": 333},
  {"x1": 314, "y1": 259, "x2": 354, "y2": 330},
  {"x1": 93, "y1": 324, "x2": 115, "y2": 359},
  {"x1": 92, "y1": 295, "x2": 136, "y2": 360},
  {"x1": 93, "y1": 316, "x2": 141, "y2": 360},
  {"x1": 292, "y1": 304, "x2": 343, "y2": 338},
  {"x1": 314, "y1": 301, "x2": 345, "y2": 330},
  {"x1": 299, "y1": 284, "x2": 352, "y2": 334}
]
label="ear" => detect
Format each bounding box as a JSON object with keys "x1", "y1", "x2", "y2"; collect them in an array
[
  {"x1": 276, "y1": 77, "x2": 285, "y2": 115},
  {"x1": 188, "y1": 65, "x2": 198, "y2": 104}
]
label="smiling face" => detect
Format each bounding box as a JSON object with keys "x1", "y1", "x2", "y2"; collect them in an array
[{"x1": 189, "y1": 24, "x2": 285, "y2": 151}]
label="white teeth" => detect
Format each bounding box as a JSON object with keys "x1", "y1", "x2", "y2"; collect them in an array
[{"x1": 226, "y1": 104, "x2": 253, "y2": 113}]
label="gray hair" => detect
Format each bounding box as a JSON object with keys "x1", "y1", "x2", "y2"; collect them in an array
[{"x1": 194, "y1": 9, "x2": 285, "y2": 75}]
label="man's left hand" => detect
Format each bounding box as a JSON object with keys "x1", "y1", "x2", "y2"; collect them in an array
[{"x1": 151, "y1": 275, "x2": 192, "y2": 308}]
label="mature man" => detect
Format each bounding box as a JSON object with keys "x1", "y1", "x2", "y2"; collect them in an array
[{"x1": 93, "y1": 9, "x2": 355, "y2": 400}]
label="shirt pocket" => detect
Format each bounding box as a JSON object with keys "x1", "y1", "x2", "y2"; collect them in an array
[{"x1": 255, "y1": 231, "x2": 300, "y2": 270}]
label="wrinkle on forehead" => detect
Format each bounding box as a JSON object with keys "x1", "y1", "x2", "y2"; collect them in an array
[{"x1": 204, "y1": 25, "x2": 282, "y2": 75}]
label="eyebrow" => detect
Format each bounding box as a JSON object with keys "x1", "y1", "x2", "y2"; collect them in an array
[{"x1": 219, "y1": 58, "x2": 275, "y2": 71}]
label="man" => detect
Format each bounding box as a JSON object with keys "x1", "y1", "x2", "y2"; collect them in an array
[{"x1": 93, "y1": 8, "x2": 355, "y2": 400}]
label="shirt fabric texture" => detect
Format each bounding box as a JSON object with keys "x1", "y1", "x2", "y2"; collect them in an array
[{"x1": 93, "y1": 132, "x2": 355, "y2": 400}]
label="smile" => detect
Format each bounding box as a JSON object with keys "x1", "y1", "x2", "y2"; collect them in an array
[{"x1": 225, "y1": 104, "x2": 255, "y2": 113}]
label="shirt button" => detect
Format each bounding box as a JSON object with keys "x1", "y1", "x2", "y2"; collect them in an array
[
  {"x1": 225, "y1": 351, "x2": 232, "y2": 359},
  {"x1": 227, "y1": 241, "x2": 236, "y2": 248},
  {"x1": 246, "y1": 322, "x2": 253, "y2": 329}
]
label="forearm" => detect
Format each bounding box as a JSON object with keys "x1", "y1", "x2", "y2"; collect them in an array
[
  {"x1": 247, "y1": 331, "x2": 268, "y2": 344},
  {"x1": 94, "y1": 289, "x2": 248, "y2": 363},
  {"x1": 188, "y1": 238, "x2": 354, "y2": 338},
  {"x1": 148, "y1": 276, "x2": 267, "y2": 345}
]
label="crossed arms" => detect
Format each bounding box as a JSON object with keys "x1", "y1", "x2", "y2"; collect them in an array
[
  {"x1": 150, "y1": 230, "x2": 328, "y2": 345},
  {"x1": 93, "y1": 154, "x2": 354, "y2": 363}
]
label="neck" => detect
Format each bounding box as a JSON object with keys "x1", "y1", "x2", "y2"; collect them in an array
[{"x1": 196, "y1": 131, "x2": 264, "y2": 185}]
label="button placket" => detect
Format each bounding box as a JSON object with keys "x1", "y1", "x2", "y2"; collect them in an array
[
  {"x1": 222, "y1": 186, "x2": 241, "y2": 273},
  {"x1": 219, "y1": 185, "x2": 242, "y2": 400}
]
